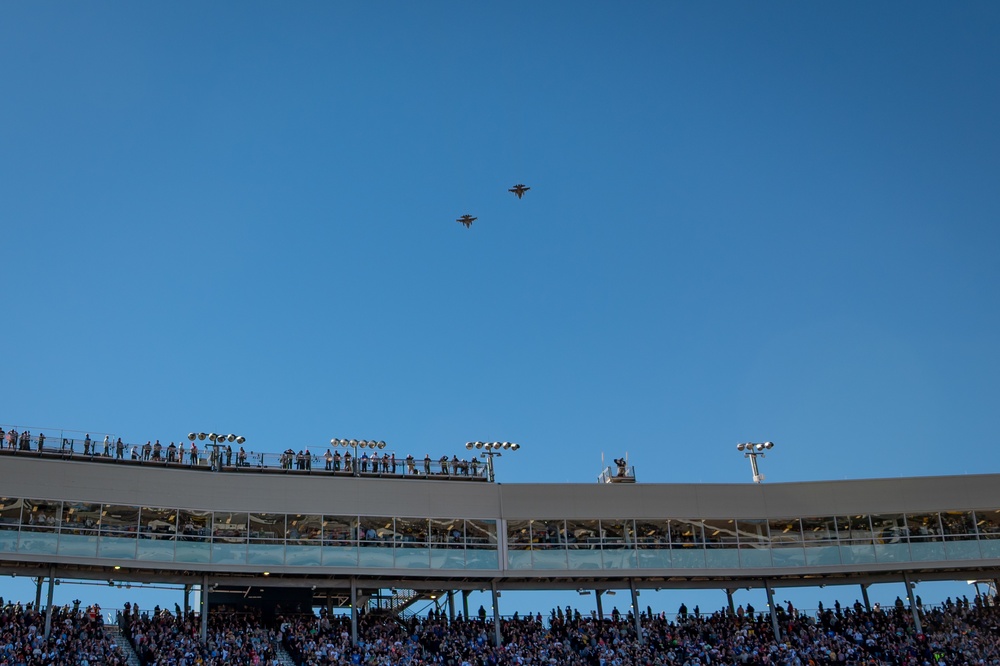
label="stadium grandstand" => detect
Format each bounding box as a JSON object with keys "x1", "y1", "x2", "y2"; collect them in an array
[{"x1": 1, "y1": 428, "x2": 999, "y2": 664}]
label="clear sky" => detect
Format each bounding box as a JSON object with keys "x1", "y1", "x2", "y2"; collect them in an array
[{"x1": 1, "y1": 2, "x2": 999, "y2": 614}]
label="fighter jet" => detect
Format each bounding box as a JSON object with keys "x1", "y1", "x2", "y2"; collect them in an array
[
  {"x1": 456, "y1": 214, "x2": 477, "y2": 229},
  {"x1": 508, "y1": 183, "x2": 530, "y2": 199}
]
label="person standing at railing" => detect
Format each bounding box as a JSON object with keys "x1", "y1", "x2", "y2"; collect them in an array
[
  {"x1": 5, "y1": 428, "x2": 15, "y2": 450},
  {"x1": 333, "y1": 450, "x2": 341, "y2": 471},
  {"x1": 189, "y1": 441, "x2": 198, "y2": 465},
  {"x1": 84, "y1": 434, "x2": 91, "y2": 455},
  {"x1": 406, "y1": 454, "x2": 415, "y2": 474},
  {"x1": 324, "y1": 449, "x2": 333, "y2": 471},
  {"x1": 167, "y1": 442, "x2": 177, "y2": 462},
  {"x1": 37, "y1": 432, "x2": 45, "y2": 453},
  {"x1": 103, "y1": 435, "x2": 110, "y2": 457},
  {"x1": 116, "y1": 438, "x2": 124, "y2": 459},
  {"x1": 238, "y1": 446, "x2": 246, "y2": 466}
]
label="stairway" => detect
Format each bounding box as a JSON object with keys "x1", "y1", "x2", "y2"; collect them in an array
[
  {"x1": 273, "y1": 642, "x2": 298, "y2": 666},
  {"x1": 104, "y1": 624, "x2": 142, "y2": 666}
]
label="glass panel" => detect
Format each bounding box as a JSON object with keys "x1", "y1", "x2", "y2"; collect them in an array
[
  {"x1": 395, "y1": 517, "x2": 429, "y2": 547},
  {"x1": 465, "y1": 549, "x2": 498, "y2": 569},
  {"x1": 394, "y1": 548, "x2": 430, "y2": 568},
  {"x1": 672, "y1": 519, "x2": 704, "y2": 546},
  {"x1": 430, "y1": 519, "x2": 464, "y2": 548},
  {"x1": 137, "y1": 538, "x2": 175, "y2": 561},
  {"x1": 248, "y1": 543, "x2": 285, "y2": 565},
  {"x1": 466, "y1": 520, "x2": 497, "y2": 548},
  {"x1": 599, "y1": 519, "x2": 634, "y2": 549},
  {"x1": 800, "y1": 517, "x2": 838, "y2": 544},
  {"x1": 980, "y1": 540, "x2": 1000, "y2": 559},
  {"x1": 840, "y1": 543, "x2": 876, "y2": 565},
  {"x1": 507, "y1": 551, "x2": 533, "y2": 570},
  {"x1": 906, "y1": 513, "x2": 942, "y2": 540},
  {"x1": 321, "y1": 546, "x2": 358, "y2": 566},
  {"x1": 874, "y1": 543, "x2": 911, "y2": 563},
  {"x1": 175, "y1": 541, "x2": 210, "y2": 563},
  {"x1": 357, "y1": 547, "x2": 394, "y2": 568},
  {"x1": 323, "y1": 516, "x2": 356, "y2": 546},
  {"x1": 23, "y1": 499, "x2": 62, "y2": 532},
  {"x1": 565, "y1": 519, "x2": 600, "y2": 549},
  {"x1": 768, "y1": 518, "x2": 802, "y2": 546},
  {"x1": 506, "y1": 520, "x2": 531, "y2": 550},
  {"x1": 634, "y1": 520, "x2": 669, "y2": 548},
  {"x1": 359, "y1": 517, "x2": 394, "y2": 546},
  {"x1": 804, "y1": 545, "x2": 842, "y2": 566},
  {"x1": 178, "y1": 510, "x2": 211, "y2": 541},
  {"x1": 870, "y1": 514, "x2": 908, "y2": 544},
  {"x1": 943, "y1": 541, "x2": 980, "y2": 560},
  {"x1": 212, "y1": 542, "x2": 247, "y2": 564},
  {"x1": 567, "y1": 550, "x2": 603, "y2": 569},
  {"x1": 909, "y1": 541, "x2": 945, "y2": 561},
  {"x1": 17, "y1": 531, "x2": 58, "y2": 554},
  {"x1": 975, "y1": 510, "x2": 1000, "y2": 539},
  {"x1": 601, "y1": 549, "x2": 637, "y2": 569},
  {"x1": 213, "y1": 512, "x2": 248, "y2": 544},
  {"x1": 702, "y1": 519, "x2": 738, "y2": 548},
  {"x1": 247, "y1": 513, "x2": 285, "y2": 544},
  {"x1": 63, "y1": 503, "x2": 101, "y2": 535},
  {"x1": 838, "y1": 515, "x2": 874, "y2": 544},
  {"x1": 637, "y1": 550, "x2": 672, "y2": 568},
  {"x1": 671, "y1": 549, "x2": 706, "y2": 568},
  {"x1": 531, "y1": 549, "x2": 568, "y2": 569},
  {"x1": 939, "y1": 511, "x2": 976, "y2": 540},
  {"x1": 736, "y1": 519, "x2": 768, "y2": 548},
  {"x1": 100, "y1": 505, "x2": 138, "y2": 539},
  {"x1": 430, "y1": 549, "x2": 468, "y2": 569},
  {"x1": 770, "y1": 547, "x2": 805, "y2": 567},
  {"x1": 703, "y1": 549, "x2": 740, "y2": 568},
  {"x1": 139, "y1": 507, "x2": 177, "y2": 540},
  {"x1": 0, "y1": 498, "x2": 21, "y2": 528},
  {"x1": 98, "y1": 536, "x2": 137, "y2": 559},
  {"x1": 739, "y1": 548, "x2": 772, "y2": 567},
  {"x1": 58, "y1": 532, "x2": 98, "y2": 558},
  {"x1": 531, "y1": 519, "x2": 565, "y2": 549},
  {"x1": 285, "y1": 545, "x2": 321, "y2": 566},
  {"x1": 285, "y1": 513, "x2": 323, "y2": 546}
]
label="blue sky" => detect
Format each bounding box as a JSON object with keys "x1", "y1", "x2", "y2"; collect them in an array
[{"x1": 2, "y1": 2, "x2": 999, "y2": 612}]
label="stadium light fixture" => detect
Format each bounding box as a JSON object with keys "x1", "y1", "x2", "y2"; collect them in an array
[
  {"x1": 463, "y1": 441, "x2": 520, "y2": 482},
  {"x1": 190, "y1": 431, "x2": 245, "y2": 471},
  {"x1": 737, "y1": 441, "x2": 775, "y2": 483},
  {"x1": 330, "y1": 438, "x2": 388, "y2": 476}
]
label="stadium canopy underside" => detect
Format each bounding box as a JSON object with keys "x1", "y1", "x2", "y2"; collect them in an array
[{"x1": 0, "y1": 453, "x2": 998, "y2": 605}]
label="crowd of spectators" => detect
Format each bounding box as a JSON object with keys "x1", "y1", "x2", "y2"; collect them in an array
[
  {"x1": 121, "y1": 602, "x2": 282, "y2": 666},
  {"x1": 279, "y1": 596, "x2": 1000, "y2": 666},
  {"x1": 5, "y1": 592, "x2": 1000, "y2": 665},
  {"x1": 0, "y1": 426, "x2": 486, "y2": 481},
  {"x1": 0, "y1": 598, "x2": 128, "y2": 666}
]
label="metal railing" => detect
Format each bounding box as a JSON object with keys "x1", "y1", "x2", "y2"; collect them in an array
[{"x1": 0, "y1": 425, "x2": 490, "y2": 482}]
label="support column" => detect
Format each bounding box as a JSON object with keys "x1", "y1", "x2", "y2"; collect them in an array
[
  {"x1": 595, "y1": 590, "x2": 604, "y2": 620},
  {"x1": 43, "y1": 568, "x2": 55, "y2": 639},
  {"x1": 350, "y1": 578, "x2": 358, "y2": 646},
  {"x1": 183, "y1": 585, "x2": 190, "y2": 617},
  {"x1": 34, "y1": 577, "x2": 43, "y2": 610},
  {"x1": 200, "y1": 575, "x2": 208, "y2": 643},
  {"x1": 326, "y1": 593, "x2": 333, "y2": 617},
  {"x1": 448, "y1": 591, "x2": 456, "y2": 622},
  {"x1": 903, "y1": 572, "x2": 922, "y2": 635},
  {"x1": 764, "y1": 579, "x2": 781, "y2": 640},
  {"x1": 462, "y1": 590, "x2": 470, "y2": 620},
  {"x1": 629, "y1": 579, "x2": 643, "y2": 645},
  {"x1": 491, "y1": 581, "x2": 502, "y2": 647},
  {"x1": 725, "y1": 589, "x2": 735, "y2": 615},
  {"x1": 860, "y1": 584, "x2": 871, "y2": 612}
]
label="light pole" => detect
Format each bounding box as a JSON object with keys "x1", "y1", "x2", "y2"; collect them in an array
[
  {"x1": 464, "y1": 442, "x2": 519, "y2": 482},
  {"x1": 736, "y1": 441, "x2": 774, "y2": 483},
  {"x1": 331, "y1": 439, "x2": 386, "y2": 476},
  {"x1": 188, "y1": 433, "x2": 245, "y2": 471}
]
